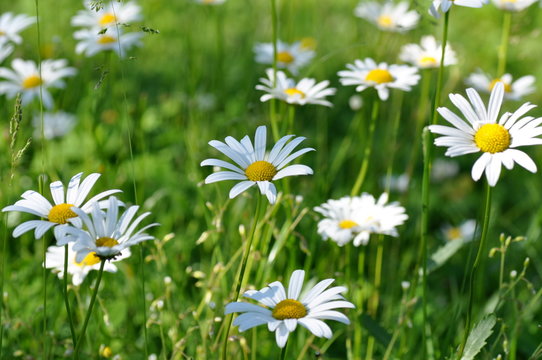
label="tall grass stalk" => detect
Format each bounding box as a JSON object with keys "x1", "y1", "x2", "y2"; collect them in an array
[
  {"x1": 497, "y1": 12, "x2": 512, "y2": 76},
  {"x1": 63, "y1": 245, "x2": 77, "y2": 346},
  {"x1": 270, "y1": 0, "x2": 279, "y2": 141}
]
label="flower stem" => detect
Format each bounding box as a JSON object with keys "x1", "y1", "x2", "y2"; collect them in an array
[
  {"x1": 74, "y1": 259, "x2": 106, "y2": 359},
  {"x1": 63, "y1": 245, "x2": 77, "y2": 347},
  {"x1": 366, "y1": 235, "x2": 384, "y2": 360},
  {"x1": 431, "y1": 10, "x2": 450, "y2": 126},
  {"x1": 269, "y1": 0, "x2": 280, "y2": 141},
  {"x1": 497, "y1": 12, "x2": 512, "y2": 76},
  {"x1": 385, "y1": 92, "x2": 404, "y2": 193},
  {"x1": 279, "y1": 341, "x2": 288, "y2": 360},
  {"x1": 458, "y1": 182, "x2": 492, "y2": 358}
]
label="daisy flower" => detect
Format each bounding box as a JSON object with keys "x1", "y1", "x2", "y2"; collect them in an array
[
  {"x1": 74, "y1": 27, "x2": 143, "y2": 57},
  {"x1": 465, "y1": 70, "x2": 535, "y2": 101},
  {"x1": 0, "y1": 39, "x2": 13, "y2": 64},
  {"x1": 0, "y1": 12, "x2": 35, "y2": 44},
  {"x1": 429, "y1": 0, "x2": 485, "y2": 18},
  {"x1": 71, "y1": 1, "x2": 142, "y2": 29},
  {"x1": 492, "y1": 0, "x2": 536, "y2": 11},
  {"x1": 2, "y1": 172, "x2": 121, "y2": 239},
  {"x1": 442, "y1": 219, "x2": 476, "y2": 242},
  {"x1": 225, "y1": 269, "x2": 354, "y2": 348},
  {"x1": 255, "y1": 68, "x2": 336, "y2": 107},
  {"x1": 354, "y1": 1, "x2": 420, "y2": 32},
  {"x1": 429, "y1": 82, "x2": 542, "y2": 186},
  {"x1": 0, "y1": 58, "x2": 76, "y2": 109},
  {"x1": 254, "y1": 40, "x2": 315, "y2": 75},
  {"x1": 45, "y1": 242, "x2": 130, "y2": 286},
  {"x1": 59, "y1": 196, "x2": 158, "y2": 261},
  {"x1": 399, "y1": 35, "x2": 457, "y2": 69},
  {"x1": 338, "y1": 58, "x2": 420, "y2": 101},
  {"x1": 201, "y1": 126, "x2": 314, "y2": 204},
  {"x1": 33, "y1": 111, "x2": 77, "y2": 140}
]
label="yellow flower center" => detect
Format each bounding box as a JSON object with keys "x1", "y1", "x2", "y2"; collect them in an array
[
  {"x1": 446, "y1": 227, "x2": 462, "y2": 241},
  {"x1": 377, "y1": 15, "x2": 394, "y2": 28},
  {"x1": 272, "y1": 299, "x2": 307, "y2": 320},
  {"x1": 98, "y1": 35, "x2": 117, "y2": 44},
  {"x1": 48, "y1": 203, "x2": 77, "y2": 224},
  {"x1": 365, "y1": 69, "x2": 394, "y2": 84},
  {"x1": 284, "y1": 88, "x2": 305, "y2": 98},
  {"x1": 245, "y1": 161, "x2": 277, "y2": 181},
  {"x1": 277, "y1": 51, "x2": 295, "y2": 64},
  {"x1": 474, "y1": 124, "x2": 511, "y2": 153},
  {"x1": 22, "y1": 75, "x2": 43, "y2": 89},
  {"x1": 75, "y1": 252, "x2": 101, "y2": 266},
  {"x1": 99, "y1": 13, "x2": 117, "y2": 26},
  {"x1": 339, "y1": 219, "x2": 359, "y2": 229},
  {"x1": 300, "y1": 37, "x2": 316, "y2": 50},
  {"x1": 100, "y1": 346, "x2": 113, "y2": 358},
  {"x1": 420, "y1": 56, "x2": 438, "y2": 67},
  {"x1": 96, "y1": 237, "x2": 119, "y2": 247},
  {"x1": 489, "y1": 79, "x2": 512, "y2": 93},
  {"x1": 0, "y1": 31, "x2": 5, "y2": 36}
]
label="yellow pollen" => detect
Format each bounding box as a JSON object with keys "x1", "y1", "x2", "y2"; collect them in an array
[
  {"x1": 99, "y1": 13, "x2": 117, "y2": 26},
  {"x1": 272, "y1": 299, "x2": 307, "y2": 320},
  {"x1": 245, "y1": 161, "x2": 277, "y2": 182},
  {"x1": 22, "y1": 75, "x2": 43, "y2": 89},
  {"x1": 377, "y1": 15, "x2": 394, "y2": 28},
  {"x1": 284, "y1": 88, "x2": 305, "y2": 98},
  {"x1": 48, "y1": 203, "x2": 77, "y2": 224},
  {"x1": 96, "y1": 237, "x2": 119, "y2": 247},
  {"x1": 446, "y1": 227, "x2": 462, "y2": 241},
  {"x1": 75, "y1": 252, "x2": 101, "y2": 266},
  {"x1": 300, "y1": 37, "x2": 316, "y2": 50},
  {"x1": 98, "y1": 35, "x2": 117, "y2": 44},
  {"x1": 339, "y1": 219, "x2": 359, "y2": 229},
  {"x1": 420, "y1": 56, "x2": 438, "y2": 67},
  {"x1": 277, "y1": 51, "x2": 295, "y2": 64},
  {"x1": 474, "y1": 124, "x2": 511, "y2": 153},
  {"x1": 489, "y1": 79, "x2": 512, "y2": 93},
  {"x1": 365, "y1": 69, "x2": 394, "y2": 84}
]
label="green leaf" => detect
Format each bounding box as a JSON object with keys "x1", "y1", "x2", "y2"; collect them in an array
[
  {"x1": 360, "y1": 314, "x2": 391, "y2": 347},
  {"x1": 460, "y1": 314, "x2": 496, "y2": 360}
]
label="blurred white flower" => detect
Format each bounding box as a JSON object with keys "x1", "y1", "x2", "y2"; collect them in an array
[
  {"x1": 0, "y1": 39, "x2": 13, "y2": 63},
  {"x1": 0, "y1": 12, "x2": 35, "y2": 44},
  {"x1": 74, "y1": 27, "x2": 143, "y2": 57},
  {"x1": 492, "y1": 0, "x2": 536, "y2": 11},
  {"x1": 33, "y1": 111, "x2": 77, "y2": 140},
  {"x1": 381, "y1": 173, "x2": 409, "y2": 193},
  {"x1": 71, "y1": 1, "x2": 142, "y2": 29},
  {"x1": 429, "y1": 0, "x2": 485, "y2": 18},
  {"x1": 400, "y1": 35, "x2": 457, "y2": 69},
  {"x1": 465, "y1": 70, "x2": 535, "y2": 101},
  {"x1": 431, "y1": 158, "x2": 460, "y2": 181},
  {"x1": 442, "y1": 219, "x2": 476, "y2": 242},
  {"x1": 254, "y1": 40, "x2": 315, "y2": 75},
  {"x1": 349, "y1": 94, "x2": 363, "y2": 111},
  {"x1": 355, "y1": 1, "x2": 420, "y2": 32}
]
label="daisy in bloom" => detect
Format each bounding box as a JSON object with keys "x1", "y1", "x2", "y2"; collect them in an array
[
  {"x1": 225, "y1": 269, "x2": 354, "y2": 348},
  {"x1": 354, "y1": 1, "x2": 420, "y2": 32},
  {"x1": 0, "y1": 39, "x2": 13, "y2": 64},
  {"x1": 255, "y1": 68, "x2": 336, "y2": 107},
  {"x1": 45, "y1": 243, "x2": 130, "y2": 286},
  {"x1": 254, "y1": 40, "x2": 315, "y2": 75},
  {"x1": 201, "y1": 126, "x2": 314, "y2": 204},
  {"x1": 465, "y1": 70, "x2": 535, "y2": 101},
  {"x1": 0, "y1": 58, "x2": 77, "y2": 109},
  {"x1": 2, "y1": 172, "x2": 121, "y2": 239},
  {"x1": 71, "y1": 1, "x2": 142, "y2": 29},
  {"x1": 74, "y1": 27, "x2": 143, "y2": 57},
  {"x1": 0, "y1": 12, "x2": 35, "y2": 44},
  {"x1": 33, "y1": 111, "x2": 77, "y2": 140},
  {"x1": 442, "y1": 219, "x2": 476, "y2": 242},
  {"x1": 429, "y1": 0, "x2": 485, "y2": 18},
  {"x1": 59, "y1": 196, "x2": 158, "y2": 262},
  {"x1": 399, "y1": 35, "x2": 457, "y2": 69},
  {"x1": 314, "y1": 193, "x2": 408, "y2": 247},
  {"x1": 338, "y1": 58, "x2": 420, "y2": 101},
  {"x1": 492, "y1": 0, "x2": 536, "y2": 11},
  {"x1": 429, "y1": 82, "x2": 542, "y2": 186}
]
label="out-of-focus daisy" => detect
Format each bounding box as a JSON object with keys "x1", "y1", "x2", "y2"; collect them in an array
[
  {"x1": 201, "y1": 126, "x2": 314, "y2": 204},
  {"x1": 442, "y1": 219, "x2": 476, "y2": 242},
  {"x1": 33, "y1": 111, "x2": 77, "y2": 140},
  {"x1": 225, "y1": 269, "x2": 354, "y2": 348},
  {"x1": 338, "y1": 58, "x2": 420, "y2": 101},
  {"x1": 60, "y1": 196, "x2": 158, "y2": 261},
  {"x1": 254, "y1": 40, "x2": 315, "y2": 75},
  {"x1": 45, "y1": 243, "x2": 130, "y2": 286},
  {"x1": 193, "y1": 0, "x2": 227, "y2": 4},
  {"x1": 380, "y1": 173, "x2": 410, "y2": 193},
  {"x1": 429, "y1": 82, "x2": 542, "y2": 186},
  {"x1": 492, "y1": 0, "x2": 536, "y2": 11},
  {"x1": 0, "y1": 39, "x2": 13, "y2": 63},
  {"x1": 354, "y1": 1, "x2": 420, "y2": 32},
  {"x1": 465, "y1": 70, "x2": 535, "y2": 101},
  {"x1": 0, "y1": 58, "x2": 76, "y2": 109},
  {"x1": 0, "y1": 12, "x2": 35, "y2": 44},
  {"x1": 429, "y1": 0, "x2": 485, "y2": 18},
  {"x1": 74, "y1": 27, "x2": 143, "y2": 57},
  {"x1": 399, "y1": 35, "x2": 457, "y2": 69},
  {"x1": 431, "y1": 158, "x2": 460, "y2": 181},
  {"x1": 71, "y1": 1, "x2": 142, "y2": 29},
  {"x1": 255, "y1": 68, "x2": 336, "y2": 107},
  {"x1": 2, "y1": 173, "x2": 120, "y2": 239},
  {"x1": 314, "y1": 193, "x2": 408, "y2": 247}
]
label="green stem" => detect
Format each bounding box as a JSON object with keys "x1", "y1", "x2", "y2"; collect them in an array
[
  {"x1": 431, "y1": 10, "x2": 450, "y2": 126},
  {"x1": 269, "y1": 0, "x2": 279, "y2": 141},
  {"x1": 385, "y1": 92, "x2": 404, "y2": 193},
  {"x1": 353, "y1": 249, "x2": 365, "y2": 357},
  {"x1": 350, "y1": 98, "x2": 379, "y2": 196},
  {"x1": 279, "y1": 341, "x2": 288, "y2": 360},
  {"x1": 497, "y1": 12, "x2": 512, "y2": 77},
  {"x1": 74, "y1": 260, "x2": 106, "y2": 359},
  {"x1": 366, "y1": 235, "x2": 384, "y2": 360},
  {"x1": 63, "y1": 245, "x2": 77, "y2": 346},
  {"x1": 458, "y1": 182, "x2": 492, "y2": 358}
]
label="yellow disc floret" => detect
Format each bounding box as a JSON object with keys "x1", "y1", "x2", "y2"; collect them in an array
[
  {"x1": 489, "y1": 79, "x2": 512, "y2": 93},
  {"x1": 277, "y1": 51, "x2": 295, "y2": 64},
  {"x1": 22, "y1": 75, "x2": 43, "y2": 89},
  {"x1": 99, "y1": 13, "x2": 117, "y2": 26},
  {"x1": 474, "y1": 123, "x2": 511, "y2": 153},
  {"x1": 377, "y1": 15, "x2": 394, "y2": 28},
  {"x1": 48, "y1": 203, "x2": 77, "y2": 224},
  {"x1": 75, "y1": 252, "x2": 101, "y2": 266},
  {"x1": 365, "y1": 69, "x2": 394, "y2": 84},
  {"x1": 98, "y1": 35, "x2": 117, "y2": 45},
  {"x1": 284, "y1": 88, "x2": 306, "y2": 98},
  {"x1": 339, "y1": 220, "x2": 359, "y2": 229},
  {"x1": 245, "y1": 161, "x2": 277, "y2": 181},
  {"x1": 419, "y1": 56, "x2": 438, "y2": 68},
  {"x1": 446, "y1": 227, "x2": 462, "y2": 241},
  {"x1": 96, "y1": 237, "x2": 119, "y2": 247},
  {"x1": 272, "y1": 299, "x2": 307, "y2": 320}
]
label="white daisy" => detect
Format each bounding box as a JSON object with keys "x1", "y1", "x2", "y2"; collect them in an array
[
  {"x1": 431, "y1": 158, "x2": 460, "y2": 181},
  {"x1": 0, "y1": 39, "x2": 13, "y2": 64},
  {"x1": 442, "y1": 219, "x2": 476, "y2": 242},
  {"x1": 254, "y1": 40, "x2": 315, "y2": 76},
  {"x1": 338, "y1": 58, "x2": 420, "y2": 101},
  {"x1": 429, "y1": 82, "x2": 542, "y2": 186},
  {"x1": 0, "y1": 12, "x2": 35, "y2": 44},
  {"x1": 74, "y1": 27, "x2": 143, "y2": 57},
  {"x1": 492, "y1": 0, "x2": 536, "y2": 11},
  {"x1": 59, "y1": 196, "x2": 158, "y2": 261},
  {"x1": 399, "y1": 35, "x2": 457, "y2": 69},
  {"x1": 201, "y1": 126, "x2": 314, "y2": 204},
  {"x1": 71, "y1": 1, "x2": 142, "y2": 29},
  {"x1": 2, "y1": 172, "x2": 121, "y2": 239},
  {"x1": 429, "y1": 0, "x2": 485, "y2": 18},
  {"x1": 45, "y1": 242, "x2": 130, "y2": 286},
  {"x1": 225, "y1": 269, "x2": 354, "y2": 348},
  {"x1": 255, "y1": 68, "x2": 336, "y2": 107},
  {"x1": 0, "y1": 58, "x2": 76, "y2": 109},
  {"x1": 465, "y1": 70, "x2": 535, "y2": 101},
  {"x1": 33, "y1": 111, "x2": 77, "y2": 140},
  {"x1": 354, "y1": 1, "x2": 420, "y2": 32}
]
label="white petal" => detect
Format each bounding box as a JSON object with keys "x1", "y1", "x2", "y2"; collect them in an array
[
  {"x1": 229, "y1": 181, "x2": 255, "y2": 199},
  {"x1": 275, "y1": 323, "x2": 290, "y2": 348},
  {"x1": 273, "y1": 165, "x2": 313, "y2": 180},
  {"x1": 471, "y1": 153, "x2": 491, "y2": 181},
  {"x1": 287, "y1": 270, "x2": 305, "y2": 300},
  {"x1": 507, "y1": 149, "x2": 537, "y2": 173},
  {"x1": 204, "y1": 171, "x2": 247, "y2": 184}
]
